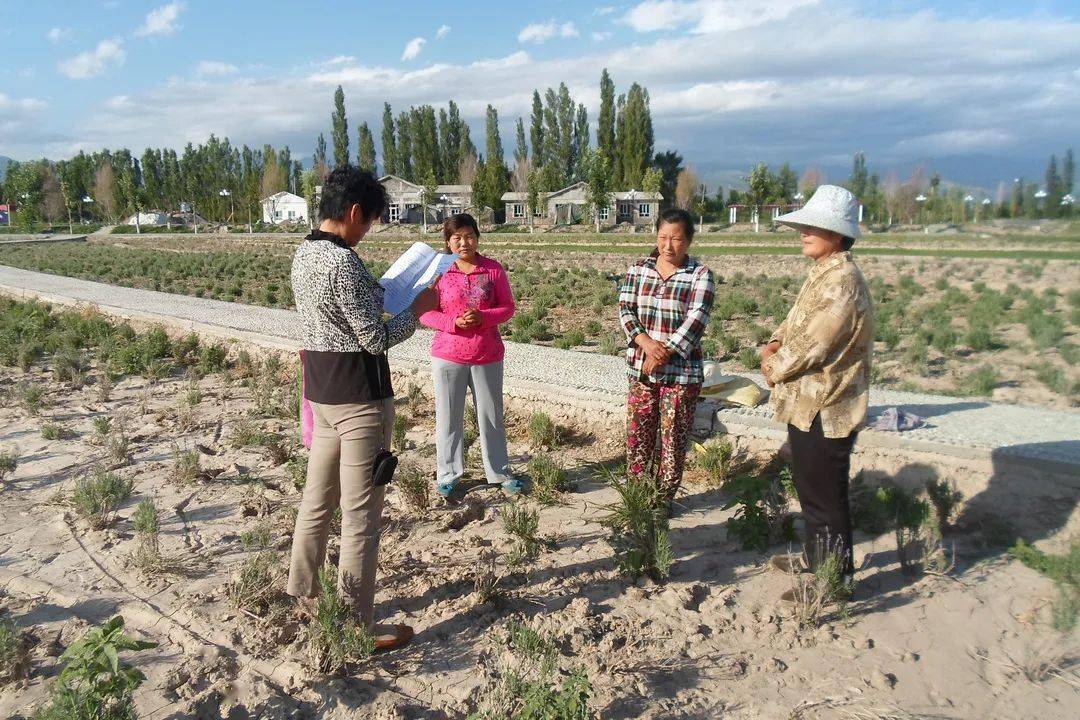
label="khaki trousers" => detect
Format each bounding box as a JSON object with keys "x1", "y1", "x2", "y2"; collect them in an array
[{"x1": 287, "y1": 398, "x2": 392, "y2": 627}]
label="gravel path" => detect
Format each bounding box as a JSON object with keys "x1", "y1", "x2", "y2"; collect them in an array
[{"x1": 1, "y1": 264, "x2": 1077, "y2": 468}]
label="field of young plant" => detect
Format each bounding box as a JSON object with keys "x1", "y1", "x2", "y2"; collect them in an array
[
  {"x1": 0, "y1": 295, "x2": 1077, "y2": 718},
  {"x1": 1, "y1": 237, "x2": 1076, "y2": 408}
]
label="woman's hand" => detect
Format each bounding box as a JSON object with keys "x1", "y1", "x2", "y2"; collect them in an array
[
  {"x1": 643, "y1": 355, "x2": 665, "y2": 376},
  {"x1": 760, "y1": 340, "x2": 780, "y2": 387},
  {"x1": 455, "y1": 311, "x2": 480, "y2": 329},
  {"x1": 411, "y1": 285, "x2": 440, "y2": 315},
  {"x1": 635, "y1": 333, "x2": 672, "y2": 365}
]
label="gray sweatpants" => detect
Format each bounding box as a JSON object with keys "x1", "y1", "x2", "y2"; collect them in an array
[{"x1": 432, "y1": 357, "x2": 512, "y2": 486}]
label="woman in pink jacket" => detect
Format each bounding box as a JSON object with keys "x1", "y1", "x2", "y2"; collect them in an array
[{"x1": 420, "y1": 214, "x2": 519, "y2": 497}]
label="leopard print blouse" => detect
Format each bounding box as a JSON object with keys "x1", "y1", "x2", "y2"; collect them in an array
[{"x1": 291, "y1": 230, "x2": 417, "y2": 353}]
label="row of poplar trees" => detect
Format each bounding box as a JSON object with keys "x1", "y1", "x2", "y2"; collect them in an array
[{"x1": 312, "y1": 68, "x2": 657, "y2": 216}]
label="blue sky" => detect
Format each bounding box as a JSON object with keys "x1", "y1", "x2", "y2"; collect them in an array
[{"x1": 3, "y1": 1, "x2": 1079, "y2": 187}]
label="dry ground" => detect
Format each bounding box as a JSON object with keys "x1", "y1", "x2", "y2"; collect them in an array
[{"x1": 1, "y1": 347, "x2": 1077, "y2": 719}]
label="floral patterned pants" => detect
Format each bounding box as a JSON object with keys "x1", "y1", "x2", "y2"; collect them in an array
[{"x1": 625, "y1": 378, "x2": 702, "y2": 500}]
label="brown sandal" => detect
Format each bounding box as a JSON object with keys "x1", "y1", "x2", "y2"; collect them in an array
[{"x1": 373, "y1": 623, "x2": 414, "y2": 652}]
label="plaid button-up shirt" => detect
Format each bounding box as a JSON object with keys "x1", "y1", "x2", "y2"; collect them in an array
[{"x1": 619, "y1": 255, "x2": 715, "y2": 385}]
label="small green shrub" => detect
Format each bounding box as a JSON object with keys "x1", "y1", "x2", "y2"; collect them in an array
[
  {"x1": 693, "y1": 439, "x2": 741, "y2": 487},
  {"x1": 228, "y1": 548, "x2": 284, "y2": 616},
  {"x1": 503, "y1": 502, "x2": 544, "y2": 566},
  {"x1": 527, "y1": 411, "x2": 559, "y2": 449},
  {"x1": 961, "y1": 365, "x2": 998, "y2": 396},
  {"x1": 1034, "y1": 361, "x2": 1070, "y2": 395},
  {"x1": 261, "y1": 433, "x2": 292, "y2": 466},
  {"x1": 306, "y1": 564, "x2": 375, "y2": 674},
  {"x1": 584, "y1": 320, "x2": 602, "y2": 335},
  {"x1": 41, "y1": 422, "x2": 71, "y2": 440},
  {"x1": 0, "y1": 614, "x2": 29, "y2": 685},
  {"x1": 788, "y1": 543, "x2": 853, "y2": 629},
  {"x1": 1010, "y1": 539, "x2": 1080, "y2": 631},
  {"x1": 395, "y1": 461, "x2": 430, "y2": 513},
  {"x1": 392, "y1": 414, "x2": 408, "y2": 453},
  {"x1": 736, "y1": 347, "x2": 759, "y2": 370},
  {"x1": 528, "y1": 454, "x2": 568, "y2": 506},
  {"x1": 598, "y1": 471, "x2": 671, "y2": 580},
  {"x1": 0, "y1": 448, "x2": 18, "y2": 485},
  {"x1": 240, "y1": 523, "x2": 272, "y2": 551},
  {"x1": 926, "y1": 478, "x2": 962, "y2": 528},
  {"x1": 198, "y1": 343, "x2": 227, "y2": 374},
  {"x1": 287, "y1": 453, "x2": 308, "y2": 490},
  {"x1": 72, "y1": 468, "x2": 133, "y2": 529},
  {"x1": 19, "y1": 382, "x2": 48, "y2": 416},
  {"x1": 131, "y1": 499, "x2": 162, "y2": 572},
  {"x1": 169, "y1": 447, "x2": 199, "y2": 485},
  {"x1": 965, "y1": 324, "x2": 994, "y2": 351},
  {"x1": 721, "y1": 469, "x2": 795, "y2": 552},
  {"x1": 33, "y1": 616, "x2": 156, "y2": 720},
  {"x1": 228, "y1": 418, "x2": 266, "y2": 448}
]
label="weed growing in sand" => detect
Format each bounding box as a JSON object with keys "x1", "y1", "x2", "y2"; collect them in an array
[
  {"x1": 721, "y1": 467, "x2": 795, "y2": 552},
  {"x1": 306, "y1": 564, "x2": 375, "y2": 674},
  {"x1": 52, "y1": 350, "x2": 84, "y2": 386},
  {"x1": 396, "y1": 461, "x2": 430, "y2": 513},
  {"x1": 528, "y1": 411, "x2": 559, "y2": 449},
  {"x1": 34, "y1": 615, "x2": 155, "y2": 720},
  {"x1": 736, "y1": 346, "x2": 759, "y2": 370},
  {"x1": 503, "y1": 502, "x2": 545, "y2": 566},
  {"x1": 404, "y1": 382, "x2": 425, "y2": 416},
  {"x1": 0, "y1": 448, "x2": 19, "y2": 484},
  {"x1": 961, "y1": 365, "x2": 999, "y2": 396},
  {"x1": 598, "y1": 469, "x2": 672, "y2": 580},
  {"x1": 19, "y1": 382, "x2": 48, "y2": 416},
  {"x1": 469, "y1": 623, "x2": 592, "y2": 720},
  {"x1": 788, "y1": 542, "x2": 853, "y2": 629},
  {"x1": 95, "y1": 373, "x2": 113, "y2": 403},
  {"x1": 528, "y1": 454, "x2": 569, "y2": 506},
  {"x1": 392, "y1": 414, "x2": 408, "y2": 453},
  {"x1": 183, "y1": 372, "x2": 203, "y2": 406},
  {"x1": 92, "y1": 416, "x2": 111, "y2": 443},
  {"x1": 228, "y1": 418, "x2": 266, "y2": 449},
  {"x1": 240, "y1": 523, "x2": 272, "y2": 551},
  {"x1": 1010, "y1": 539, "x2": 1080, "y2": 631},
  {"x1": 0, "y1": 614, "x2": 30, "y2": 685},
  {"x1": 72, "y1": 468, "x2": 133, "y2": 529},
  {"x1": 926, "y1": 478, "x2": 962, "y2": 528},
  {"x1": 261, "y1": 433, "x2": 292, "y2": 466},
  {"x1": 131, "y1": 499, "x2": 163, "y2": 573},
  {"x1": 693, "y1": 439, "x2": 744, "y2": 486},
  {"x1": 41, "y1": 422, "x2": 72, "y2": 440},
  {"x1": 106, "y1": 414, "x2": 131, "y2": 464},
  {"x1": 287, "y1": 453, "x2": 308, "y2": 491},
  {"x1": 229, "y1": 547, "x2": 285, "y2": 617},
  {"x1": 197, "y1": 343, "x2": 227, "y2": 375},
  {"x1": 169, "y1": 447, "x2": 200, "y2": 485},
  {"x1": 473, "y1": 549, "x2": 501, "y2": 606},
  {"x1": 894, "y1": 492, "x2": 947, "y2": 576}
]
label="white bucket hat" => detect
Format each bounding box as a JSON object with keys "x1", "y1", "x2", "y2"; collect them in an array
[{"x1": 776, "y1": 184, "x2": 861, "y2": 239}]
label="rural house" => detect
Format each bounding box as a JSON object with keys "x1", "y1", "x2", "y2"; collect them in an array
[
  {"x1": 261, "y1": 191, "x2": 309, "y2": 225},
  {"x1": 379, "y1": 175, "x2": 473, "y2": 224},
  {"x1": 501, "y1": 182, "x2": 662, "y2": 228}
]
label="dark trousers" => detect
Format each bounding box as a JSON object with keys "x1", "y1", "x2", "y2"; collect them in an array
[{"x1": 788, "y1": 414, "x2": 857, "y2": 575}]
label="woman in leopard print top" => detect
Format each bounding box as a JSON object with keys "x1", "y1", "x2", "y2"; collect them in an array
[{"x1": 287, "y1": 166, "x2": 438, "y2": 652}]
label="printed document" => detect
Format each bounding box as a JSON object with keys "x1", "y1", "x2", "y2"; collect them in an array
[{"x1": 379, "y1": 242, "x2": 457, "y2": 315}]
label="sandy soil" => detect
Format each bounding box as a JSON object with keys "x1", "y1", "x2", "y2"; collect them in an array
[{"x1": 1, "y1": 353, "x2": 1077, "y2": 719}]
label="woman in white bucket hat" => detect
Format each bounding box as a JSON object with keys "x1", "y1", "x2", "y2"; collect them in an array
[{"x1": 759, "y1": 185, "x2": 874, "y2": 599}]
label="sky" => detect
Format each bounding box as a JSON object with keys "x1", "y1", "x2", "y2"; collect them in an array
[{"x1": 2, "y1": 0, "x2": 1079, "y2": 188}]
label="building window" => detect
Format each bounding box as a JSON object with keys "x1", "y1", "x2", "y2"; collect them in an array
[
  {"x1": 618, "y1": 202, "x2": 632, "y2": 217},
  {"x1": 287, "y1": 210, "x2": 296, "y2": 219},
  {"x1": 512, "y1": 203, "x2": 525, "y2": 219},
  {"x1": 638, "y1": 203, "x2": 652, "y2": 218},
  {"x1": 533, "y1": 205, "x2": 543, "y2": 218},
  {"x1": 599, "y1": 206, "x2": 610, "y2": 220},
  {"x1": 389, "y1": 204, "x2": 400, "y2": 222}
]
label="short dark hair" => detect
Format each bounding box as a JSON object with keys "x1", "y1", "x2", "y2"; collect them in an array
[
  {"x1": 655, "y1": 208, "x2": 695, "y2": 241},
  {"x1": 318, "y1": 165, "x2": 387, "y2": 222},
  {"x1": 841, "y1": 236, "x2": 856, "y2": 251},
  {"x1": 442, "y1": 213, "x2": 480, "y2": 253}
]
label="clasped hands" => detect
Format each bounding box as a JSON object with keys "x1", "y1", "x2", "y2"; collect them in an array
[
  {"x1": 635, "y1": 334, "x2": 672, "y2": 375},
  {"x1": 454, "y1": 308, "x2": 482, "y2": 329}
]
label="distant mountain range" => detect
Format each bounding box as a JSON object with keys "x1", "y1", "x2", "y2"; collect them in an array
[{"x1": 694, "y1": 154, "x2": 1049, "y2": 196}]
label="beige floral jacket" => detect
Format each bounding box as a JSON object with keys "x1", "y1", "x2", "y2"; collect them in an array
[{"x1": 761, "y1": 251, "x2": 873, "y2": 438}]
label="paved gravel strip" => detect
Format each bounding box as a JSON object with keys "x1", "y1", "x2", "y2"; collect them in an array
[{"x1": 1, "y1": 264, "x2": 1077, "y2": 467}]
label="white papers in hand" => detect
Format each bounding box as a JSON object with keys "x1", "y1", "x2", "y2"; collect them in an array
[{"x1": 379, "y1": 242, "x2": 457, "y2": 315}]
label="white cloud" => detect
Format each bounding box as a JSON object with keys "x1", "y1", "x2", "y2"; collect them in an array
[
  {"x1": 436, "y1": 24, "x2": 451, "y2": 39},
  {"x1": 135, "y1": 2, "x2": 185, "y2": 37},
  {"x1": 47, "y1": 27, "x2": 73, "y2": 43},
  {"x1": 592, "y1": 31, "x2": 613, "y2": 42},
  {"x1": 518, "y1": 20, "x2": 579, "y2": 44},
  {"x1": 402, "y1": 37, "x2": 426, "y2": 61},
  {"x1": 17, "y1": 4, "x2": 1079, "y2": 181},
  {"x1": 623, "y1": 0, "x2": 819, "y2": 34},
  {"x1": 0, "y1": 93, "x2": 47, "y2": 134},
  {"x1": 58, "y1": 38, "x2": 126, "y2": 79},
  {"x1": 195, "y1": 60, "x2": 239, "y2": 76},
  {"x1": 594, "y1": 6, "x2": 616, "y2": 15}
]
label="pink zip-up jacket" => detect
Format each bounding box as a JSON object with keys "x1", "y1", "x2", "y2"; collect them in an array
[{"x1": 419, "y1": 254, "x2": 516, "y2": 365}]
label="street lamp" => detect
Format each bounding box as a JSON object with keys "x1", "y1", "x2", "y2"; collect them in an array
[
  {"x1": 81, "y1": 195, "x2": 94, "y2": 225},
  {"x1": 915, "y1": 194, "x2": 927, "y2": 226},
  {"x1": 219, "y1": 188, "x2": 233, "y2": 224},
  {"x1": 439, "y1": 194, "x2": 449, "y2": 222},
  {"x1": 1034, "y1": 189, "x2": 1048, "y2": 219},
  {"x1": 963, "y1": 194, "x2": 975, "y2": 222},
  {"x1": 793, "y1": 192, "x2": 805, "y2": 203}
]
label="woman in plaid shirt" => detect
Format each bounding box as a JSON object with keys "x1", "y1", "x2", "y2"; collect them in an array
[{"x1": 619, "y1": 209, "x2": 715, "y2": 509}]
